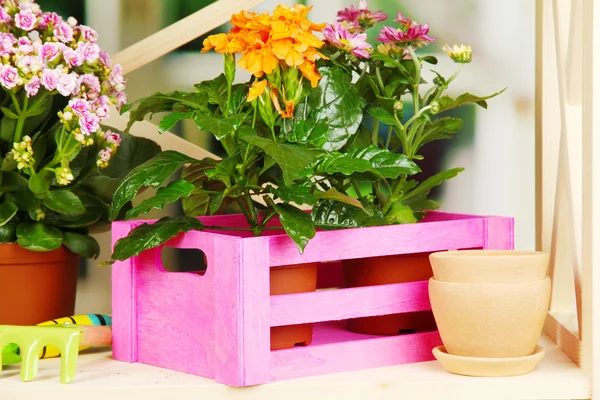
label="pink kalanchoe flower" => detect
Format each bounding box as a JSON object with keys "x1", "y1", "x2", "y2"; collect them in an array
[
  {"x1": 79, "y1": 112, "x2": 100, "y2": 135},
  {"x1": 0, "y1": 7, "x2": 12, "y2": 24},
  {"x1": 376, "y1": 23, "x2": 435, "y2": 48},
  {"x1": 79, "y1": 73, "x2": 101, "y2": 94},
  {"x1": 108, "y1": 64, "x2": 125, "y2": 91},
  {"x1": 336, "y1": 0, "x2": 387, "y2": 32},
  {"x1": 78, "y1": 42, "x2": 99, "y2": 63},
  {"x1": 323, "y1": 22, "x2": 372, "y2": 59},
  {"x1": 41, "y1": 67, "x2": 61, "y2": 91},
  {"x1": 63, "y1": 48, "x2": 83, "y2": 67},
  {"x1": 78, "y1": 25, "x2": 98, "y2": 43},
  {"x1": 17, "y1": 36, "x2": 34, "y2": 55},
  {"x1": 57, "y1": 72, "x2": 80, "y2": 96},
  {"x1": 0, "y1": 65, "x2": 20, "y2": 89},
  {"x1": 38, "y1": 11, "x2": 61, "y2": 29},
  {"x1": 40, "y1": 42, "x2": 61, "y2": 61},
  {"x1": 25, "y1": 75, "x2": 40, "y2": 97},
  {"x1": 14, "y1": 9, "x2": 37, "y2": 31},
  {"x1": 92, "y1": 96, "x2": 110, "y2": 118},
  {"x1": 104, "y1": 131, "x2": 121, "y2": 146},
  {"x1": 0, "y1": 33, "x2": 16, "y2": 56},
  {"x1": 54, "y1": 21, "x2": 74, "y2": 43},
  {"x1": 116, "y1": 91, "x2": 127, "y2": 108},
  {"x1": 69, "y1": 98, "x2": 90, "y2": 117},
  {"x1": 99, "y1": 50, "x2": 111, "y2": 67}
]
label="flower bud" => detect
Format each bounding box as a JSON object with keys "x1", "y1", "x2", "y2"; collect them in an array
[
  {"x1": 394, "y1": 100, "x2": 404, "y2": 112},
  {"x1": 442, "y1": 44, "x2": 472, "y2": 64},
  {"x1": 430, "y1": 101, "x2": 440, "y2": 114}
]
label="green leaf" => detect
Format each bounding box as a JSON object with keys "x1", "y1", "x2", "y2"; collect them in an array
[
  {"x1": 62, "y1": 232, "x2": 100, "y2": 259},
  {"x1": 420, "y1": 55, "x2": 438, "y2": 65},
  {"x1": 0, "y1": 171, "x2": 28, "y2": 192},
  {"x1": 125, "y1": 180, "x2": 195, "y2": 220},
  {"x1": 26, "y1": 95, "x2": 53, "y2": 118},
  {"x1": 282, "y1": 119, "x2": 329, "y2": 148},
  {"x1": 273, "y1": 203, "x2": 315, "y2": 254},
  {"x1": 193, "y1": 113, "x2": 246, "y2": 140},
  {"x1": 400, "y1": 168, "x2": 465, "y2": 202},
  {"x1": 314, "y1": 188, "x2": 364, "y2": 210},
  {"x1": 43, "y1": 190, "x2": 86, "y2": 215},
  {"x1": 0, "y1": 201, "x2": 18, "y2": 226},
  {"x1": 368, "y1": 106, "x2": 399, "y2": 127},
  {"x1": 271, "y1": 185, "x2": 318, "y2": 206},
  {"x1": 208, "y1": 190, "x2": 227, "y2": 215},
  {"x1": 109, "y1": 151, "x2": 199, "y2": 221},
  {"x1": 0, "y1": 223, "x2": 16, "y2": 243},
  {"x1": 123, "y1": 91, "x2": 209, "y2": 132},
  {"x1": 418, "y1": 117, "x2": 463, "y2": 147},
  {"x1": 159, "y1": 111, "x2": 194, "y2": 133},
  {"x1": 240, "y1": 127, "x2": 319, "y2": 185},
  {"x1": 180, "y1": 160, "x2": 225, "y2": 216},
  {"x1": 105, "y1": 215, "x2": 204, "y2": 265},
  {"x1": 16, "y1": 222, "x2": 63, "y2": 251},
  {"x1": 315, "y1": 145, "x2": 420, "y2": 179},
  {"x1": 228, "y1": 84, "x2": 248, "y2": 114},
  {"x1": 0, "y1": 106, "x2": 18, "y2": 119},
  {"x1": 205, "y1": 157, "x2": 237, "y2": 187},
  {"x1": 32, "y1": 134, "x2": 47, "y2": 170},
  {"x1": 312, "y1": 201, "x2": 385, "y2": 230},
  {"x1": 28, "y1": 170, "x2": 51, "y2": 198},
  {"x1": 8, "y1": 190, "x2": 39, "y2": 211},
  {"x1": 194, "y1": 74, "x2": 228, "y2": 105},
  {"x1": 47, "y1": 211, "x2": 102, "y2": 229},
  {"x1": 438, "y1": 89, "x2": 506, "y2": 113},
  {"x1": 384, "y1": 202, "x2": 417, "y2": 224},
  {"x1": 80, "y1": 129, "x2": 161, "y2": 203},
  {"x1": 292, "y1": 66, "x2": 364, "y2": 151}
]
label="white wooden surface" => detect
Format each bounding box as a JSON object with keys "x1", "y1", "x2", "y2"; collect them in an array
[{"x1": 0, "y1": 336, "x2": 590, "y2": 400}]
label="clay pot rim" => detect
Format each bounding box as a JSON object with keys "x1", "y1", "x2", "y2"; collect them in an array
[
  {"x1": 429, "y1": 276, "x2": 550, "y2": 287},
  {"x1": 430, "y1": 249, "x2": 548, "y2": 261},
  {"x1": 433, "y1": 345, "x2": 545, "y2": 363}
]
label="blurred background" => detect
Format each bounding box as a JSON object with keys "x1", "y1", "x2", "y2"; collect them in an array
[{"x1": 41, "y1": 0, "x2": 535, "y2": 315}]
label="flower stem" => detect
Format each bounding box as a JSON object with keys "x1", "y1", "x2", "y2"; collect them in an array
[
  {"x1": 12, "y1": 94, "x2": 28, "y2": 143},
  {"x1": 375, "y1": 66, "x2": 386, "y2": 95},
  {"x1": 407, "y1": 47, "x2": 421, "y2": 113},
  {"x1": 371, "y1": 119, "x2": 380, "y2": 146},
  {"x1": 385, "y1": 126, "x2": 393, "y2": 148}
]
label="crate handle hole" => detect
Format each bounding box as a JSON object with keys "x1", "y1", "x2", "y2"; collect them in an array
[{"x1": 160, "y1": 246, "x2": 208, "y2": 276}]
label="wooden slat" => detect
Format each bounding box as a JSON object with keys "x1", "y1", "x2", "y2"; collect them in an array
[
  {"x1": 581, "y1": 0, "x2": 599, "y2": 392},
  {"x1": 543, "y1": 312, "x2": 581, "y2": 366},
  {"x1": 270, "y1": 281, "x2": 430, "y2": 327},
  {"x1": 270, "y1": 327, "x2": 441, "y2": 381},
  {"x1": 112, "y1": 0, "x2": 265, "y2": 75}
]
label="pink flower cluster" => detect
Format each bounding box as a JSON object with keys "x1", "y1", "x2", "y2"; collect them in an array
[
  {"x1": 0, "y1": 0, "x2": 125, "y2": 171},
  {"x1": 336, "y1": 0, "x2": 387, "y2": 32},
  {"x1": 323, "y1": 23, "x2": 372, "y2": 59},
  {"x1": 376, "y1": 12, "x2": 435, "y2": 49}
]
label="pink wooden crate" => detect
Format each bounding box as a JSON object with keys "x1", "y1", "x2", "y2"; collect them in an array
[{"x1": 111, "y1": 211, "x2": 513, "y2": 386}]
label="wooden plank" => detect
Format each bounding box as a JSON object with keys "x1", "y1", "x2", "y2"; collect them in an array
[
  {"x1": 543, "y1": 312, "x2": 581, "y2": 366},
  {"x1": 270, "y1": 281, "x2": 430, "y2": 327},
  {"x1": 112, "y1": 0, "x2": 266, "y2": 75},
  {"x1": 270, "y1": 325, "x2": 441, "y2": 381},
  {"x1": 110, "y1": 221, "x2": 140, "y2": 363},
  {"x1": 213, "y1": 237, "x2": 270, "y2": 386},
  {"x1": 581, "y1": 0, "x2": 600, "y2": 393},
  {"x1": 482, "y1": 216, "x2": 514, "y2": 250},
  {"x1": 267, "y1": 218, "x2": 486, "y2": 266}
]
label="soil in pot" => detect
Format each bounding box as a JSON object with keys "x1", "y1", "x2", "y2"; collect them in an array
[
  {"x1": 0, "y1": 244, "x2": 80, "y2": 325},
  {"x1": 343, "y1": 252, "x2": 437, "y2": 335},
  {"x1": 270, "y1": 262, "x2": 318, "y2": 350}
]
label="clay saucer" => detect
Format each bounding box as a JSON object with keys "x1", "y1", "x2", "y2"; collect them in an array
[{"x1": 432, "y1": 345, "x2": 545, "y2": 377}]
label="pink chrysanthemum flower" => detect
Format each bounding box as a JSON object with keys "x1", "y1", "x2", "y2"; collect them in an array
[
  {"x1": 336, "y1": 0, "x2": 387, "y2": 32},
  {"x1": 376, "y1": 22, "x2": 435, "y2": 48},
  {"x1": 323, "y1": 22, "x2": 372, "y2": 59}
]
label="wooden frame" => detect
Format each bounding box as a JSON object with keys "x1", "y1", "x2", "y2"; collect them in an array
[
  {"x1": 536, "y1": 0, "x2": 598, "y2": 397},
  {"x1": 102, "y1": 0, "x2": 598, "y2": 395}
]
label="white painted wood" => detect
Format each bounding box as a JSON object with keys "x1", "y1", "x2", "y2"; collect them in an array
[{"x1": 0, "y1": 336, "x2": 589, "y2": 400}]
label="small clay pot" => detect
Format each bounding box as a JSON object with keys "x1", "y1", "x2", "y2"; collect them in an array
[
  {"x1": 270, "y1": 263, "x2": 318, "y2": 350},
  {"x1": 0, "y1": 243, "x2": 80, "y2": 325},
  {"x1": 343, "y1": 253, "x2": 437, "y2": 335},
  {"x1": 428, "y1": 250, "x2": 551, "y2": 358}
]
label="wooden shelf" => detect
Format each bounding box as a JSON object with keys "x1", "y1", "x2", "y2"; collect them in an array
[{"x1": 0, "y1": 336, "x2": 589, "y2": 400}]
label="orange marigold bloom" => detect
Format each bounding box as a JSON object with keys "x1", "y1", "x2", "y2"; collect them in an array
[
  {"x1": 298, "y1": 60, "x2": 321, "y2": 88},
  {"x1": 202, "y1": 33, "x2": 246, "y2": 54},
  {"x1": 238, "y1": 47, "x2": 278, "y2": 77},
  {"x1": 247, "y1": 79, "x2": 268, "y2": 102},
  {"x1": 231, "y1": 10, "x2": 271, "y2": 32},
  {"x1": 271, "y1": 39, "x2": 305, "y2": 67},
  {"x1": 280, "y1": 99, "x2": 295, "y2": 119}
]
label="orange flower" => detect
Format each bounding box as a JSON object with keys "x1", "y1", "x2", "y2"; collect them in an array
[
  {"x1": 232, "y1": 10, "x2": 271, "y2": 32},
  {"x1": 271, "y1": 39, "x2": 305, "y2": 67},
  {"x1": 280, "y1": 99, "x2": 295, "y2": 119},
  {"x1": 299, "y1": 61, "x2": 321, "y2": 88},
  {"x1": 202, "y1": 33, "x2": 246, "y2": 54},
  {"x1": 247, "y1": 79, "x2": 268, "y2": 102},
  {"x1": 238, "y1": 46, "x2": 278, "y2": 77}
]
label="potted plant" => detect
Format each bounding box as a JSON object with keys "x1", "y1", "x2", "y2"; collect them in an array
[
  {"x1": 105, "y1": 1, "x2": 502, "y2": 348},
  {"x1": 307, "y1": 2, "x2": 504, "y2": 335},
  {"x1": 0, "y1": 0, "x2": 160, "y2": 325}
]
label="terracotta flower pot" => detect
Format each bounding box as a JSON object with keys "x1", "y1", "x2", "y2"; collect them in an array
[
  {"x1": 0, "y1": 243, "x2": 80, "y2": 325},
  {"x1": 343, "y1": 253, "x2": 437, "y2": 335},
  {"x1": 428, "y1": 250, "x2": 551, "y2": 358},
  {"x1": 270, "y1": 262, "x2": 318, "y2": 350}
]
